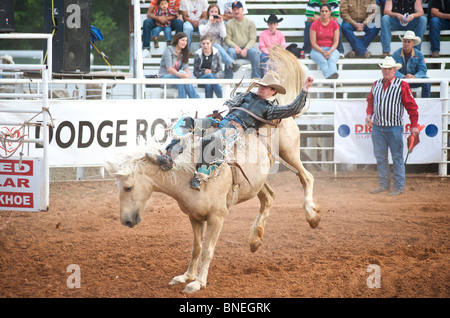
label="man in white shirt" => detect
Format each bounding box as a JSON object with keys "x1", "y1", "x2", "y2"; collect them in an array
[
  {"x1": 180, "y1": 0, "x2": 208, "y2": 50},
  {"x1": 217, "y1": 0, "x2": 248, "y2": 21}
]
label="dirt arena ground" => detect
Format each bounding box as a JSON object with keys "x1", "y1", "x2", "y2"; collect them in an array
[{"x1": 1, "y1": 169, "x2": 449, "y2": 299}]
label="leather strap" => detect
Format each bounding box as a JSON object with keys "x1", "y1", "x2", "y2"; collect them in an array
[{"x1": 229, "y1": 107, "x2": 279, "y2": 127}]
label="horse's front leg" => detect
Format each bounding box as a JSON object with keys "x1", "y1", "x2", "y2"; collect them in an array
[
  {"x1": 169, "y1": 218, "x2": 204, "y2": 286},
  {"x1": 183, "y1": 212, "x2": 226, "y2": 293}
]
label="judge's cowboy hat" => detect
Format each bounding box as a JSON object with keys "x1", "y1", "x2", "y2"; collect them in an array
[
  {"x1": 253, "y1": 73, "x2": 286, "y2": 94},
  {"x1": 264, "y1": 14, "x2": 283, "y2": 24},
  {"x1": 378, "y1": 56, "x2": 402, "y2": 70},
  {"x1": 399, "y1": 30, "x2": 421, "y2": 46}
]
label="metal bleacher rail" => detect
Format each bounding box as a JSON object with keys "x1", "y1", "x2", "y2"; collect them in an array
[
  {"x1": 1, "y1": 1, "x2": 448, "y2": 177},
  {"x1": 136, "y1": 0, "x2": 449, "y2": 99}
]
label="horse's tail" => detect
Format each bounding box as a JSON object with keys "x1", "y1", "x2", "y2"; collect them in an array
[{"x1": 266, "y1": 45, "x2": 307, "y2": 117}]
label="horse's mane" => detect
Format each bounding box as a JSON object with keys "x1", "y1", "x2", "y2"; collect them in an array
[
  {"x1": 259, "y1": 45, "x2": 308, "y2": 117},
  {"x1": 269, "y1": 45, "x2": 305, "y2": 103}
]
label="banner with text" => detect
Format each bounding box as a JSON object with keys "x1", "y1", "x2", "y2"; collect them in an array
[
  {"x1": 0, "y1": 99, "x2": 226, "y2": 167},
  {"x1": 0, "y1": 158, "x2": 45, "y2": 211},
  {"x1": 334, "y1": 100, "x2": 442, "y2": 164},
  {"x1": 1, "y1": 99, "x2": 443, "y2": 167}
]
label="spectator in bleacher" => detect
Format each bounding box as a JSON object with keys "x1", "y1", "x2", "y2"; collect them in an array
[
  {"x1": 310, "y1": 3, "x2": 340, "y2": 79},
  {"x1": 151, "y1": 0, "x2": 178, "y2": 49},
  {"x1": 302, "y1": 0, "x2": 344, "y2": 56},
  {"x1": 429, "y1": 0, "x2": 450, "y2": 58},
  {"x1": 0, "y1": 55, "x2": 14, "y2": 65},
  {"x1": 340, "y1": 0, "x2": 379, "y2": 58},
  {"x1": 217, "y1": 0, "x2": 249, "y2": 21},
  {"x1": 142, "y1": 0, "x2": 183, "y2": 58},
  {"x1": 377, "y1": 0, "x2": 386, "y2": 16},
  {"x1": 199, "y1": 4, "x2": 241, "y2": 73},
  {"x1": 259, "y1": 14, "x2": 287, "y2": 77},
  {"x1": 159, "y1": 32, "x2": 200, "y2": 98},
  {"x1": 193, "y1": 34, "x2": 224, "y2": 98},
  {"x1": 380, "y1": 0, "x2": 427, "y2": 57},
  {"x1": 0, "y1": 55, "x2": 14, "y2": 80},
  {"x1": 365, "y1": 56, "x2": 419, "y2": 196},
  {"x1": 224, "y1": 1, "x2": 261, "y2": 79},
  {"x1": 392, "y1": 31, "x2": 431, "y2": 97},
  {"x1": 180, "y1": 0, "x2": 209, "y2": 51}
]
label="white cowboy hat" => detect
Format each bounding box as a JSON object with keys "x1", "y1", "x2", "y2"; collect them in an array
[
  {"x1": 253, "y1": 73, "x2": 286, "y2": 94},
  {"x1": 0, "y1": 55, "x2": 14, "y2": 64},
  {"x1": 399, "y1": 30, "x2": 421, "y2": 46},
  {"x1": 378, "y1": 56, "x2": 402, "y2": 70}
]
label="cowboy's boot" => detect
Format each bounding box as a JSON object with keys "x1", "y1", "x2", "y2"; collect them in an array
[
  {"x1": 189, "y1": 164, "x2": 217, "y2": 191},
  {"x1": 190, "y1": 174, "x2": 201, "y2": 191},
  {"x1": 146, "y1": 152, "x2": 173, "y2": 170}
]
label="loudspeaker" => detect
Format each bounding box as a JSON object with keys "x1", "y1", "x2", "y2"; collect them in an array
[
  {"x1": 44, "y1": 0, "x2": 91, "y2": 73},
  {"x1": 0, "y1": 0, "x2": 15, "y2": 33}
]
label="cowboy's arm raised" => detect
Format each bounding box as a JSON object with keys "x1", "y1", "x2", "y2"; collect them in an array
[{"x1": 266, "y1": 77, "x2": 314, "y2": 120}]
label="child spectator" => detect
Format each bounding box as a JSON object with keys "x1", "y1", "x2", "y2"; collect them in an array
[
  {"x1": 194, "y1": 34, "x2": 224, "y2": 98},
  {"x1": 259, "y1": 14, "x2": 286, "y2": 77},
  {"x1": 152, "y1": 0, "x2": 178, "y2": 48},
  {"x1": 142, "y1": 0, "x2": 183, "y2": 58}
]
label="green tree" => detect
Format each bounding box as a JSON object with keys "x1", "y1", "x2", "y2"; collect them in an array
[{"x1": 0, "y1": 0, "x2": 130, "y2": 66}]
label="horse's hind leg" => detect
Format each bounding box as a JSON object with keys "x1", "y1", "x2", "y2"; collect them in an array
[
  {"x1": 293, "y1": 160, "x2": 321, "y2": 228},
  {"x1": 169, "y1": 218, "x2": 204, "y2": 286},
  {"x1": 278, "y1": 120, "x2": 321, "y2": 228},
  {"x1": 249, "y1": 182, "x2": 275, "y2": 252}
]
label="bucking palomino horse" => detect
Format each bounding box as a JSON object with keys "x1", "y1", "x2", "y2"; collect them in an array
[{"x1": 105, "y1": 47, "x2": 320, "y2": 293}]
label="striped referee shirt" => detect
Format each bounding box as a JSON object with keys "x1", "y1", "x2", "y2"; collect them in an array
[{"x1": 366, "y1": 77, "x2": 419, "y2": 128}]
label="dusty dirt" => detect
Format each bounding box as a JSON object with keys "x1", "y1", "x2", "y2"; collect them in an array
[{"x1": 0, "y1": 170, "x2": 449, "y2": 299}]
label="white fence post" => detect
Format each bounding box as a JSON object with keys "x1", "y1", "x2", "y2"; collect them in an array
[{"x1": 439, "y1": 80, "x2": 449, "y2": 177}]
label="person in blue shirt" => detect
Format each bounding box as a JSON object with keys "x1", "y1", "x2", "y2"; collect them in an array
[{"x1": 391, "y1": 31, "x2": 430, "y2": 98}]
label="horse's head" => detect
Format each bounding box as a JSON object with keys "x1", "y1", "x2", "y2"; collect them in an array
[{"x1": 105, "y1": 158, "x2": 154, "y2": 228}]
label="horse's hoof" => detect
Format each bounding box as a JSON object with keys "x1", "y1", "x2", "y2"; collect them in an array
[
  {"x1": 307, "y1": 215, "x2": 321, "y2": 229},
  {"x1": 249, "y1": 238, "x2": 262, "y2": 253},
  {"x1": 183, "y1": 281, "x2": 202, "y2": 293},
  {"x1": 169, "y1": 275, "x2": 186, "y2": 285}
]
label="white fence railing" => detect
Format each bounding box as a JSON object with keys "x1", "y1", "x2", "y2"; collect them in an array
[
  {"x1": 0, "y1": 64, "x2": 51, "y2": 211},
  {"x1": 0, "y1": 76, "x2": 448, "y2": 177}
]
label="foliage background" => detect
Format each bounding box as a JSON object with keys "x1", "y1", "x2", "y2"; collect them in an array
[{"x1": 1, "y1": 0, "x2": 130, "y2": 66}]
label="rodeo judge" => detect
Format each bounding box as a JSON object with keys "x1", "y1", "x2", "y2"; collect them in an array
[{"x1": 365, "y1": 56, "x2": 419, "y2": 196}]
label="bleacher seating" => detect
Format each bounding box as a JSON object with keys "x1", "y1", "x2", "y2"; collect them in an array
[{"x1": 137, "y1": 0, "x2": 449, "y2": 98}]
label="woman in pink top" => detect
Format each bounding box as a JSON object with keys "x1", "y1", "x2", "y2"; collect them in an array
[
  {"x1": 310, "y1": 4, "x2": 340, "y2": 79},
  {"x1": 259, "y1": 14, "x2": 286, "y2": 77}
]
